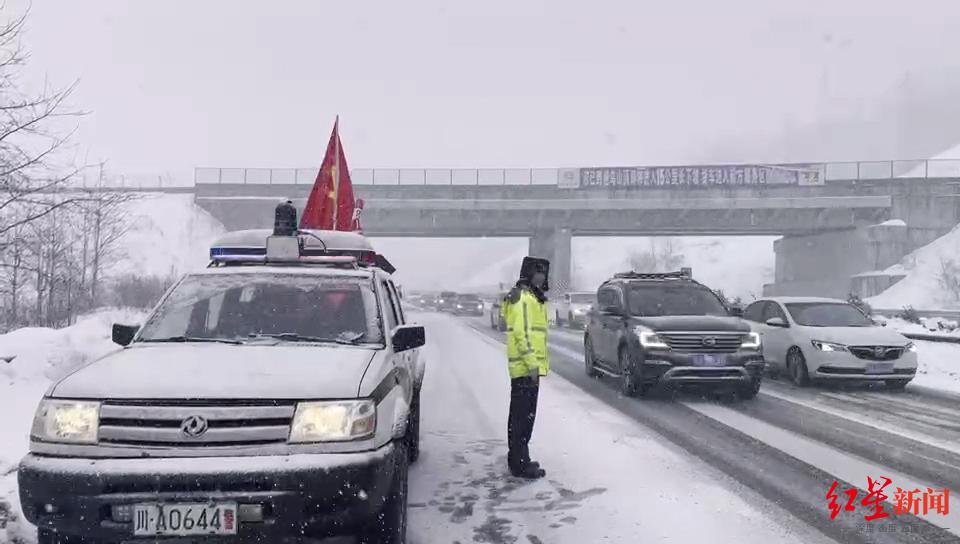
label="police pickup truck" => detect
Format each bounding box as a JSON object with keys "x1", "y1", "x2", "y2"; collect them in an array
[
  {"x1": 18, "y1": 209, "x2": 425, "y2": 543},
  {"x1": 584, "y1": 269, "x2": 763, "y2": 399}
]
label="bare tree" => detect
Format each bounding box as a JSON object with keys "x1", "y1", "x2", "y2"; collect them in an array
[
  {"x1": 626, "y1": 238, "x2": 685, "y2": 273},
  {"x1": 0, "y1": 6, "x2": 86, "y2": 240},
  {"x1": 938, "y1": 257, "x2": 960, "y2": 303}
]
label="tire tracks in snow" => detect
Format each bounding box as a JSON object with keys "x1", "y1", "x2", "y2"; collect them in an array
[{"x1": 464, "y1": 316, "x2": 960, "y2": 544}]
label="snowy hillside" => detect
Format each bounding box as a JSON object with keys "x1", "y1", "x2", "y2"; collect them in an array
[
  {"x1": 869, "y1": 223, "x2": 960, "y2": 309},
  {"x1": 112, "y1": 193, "x2": 226, "y2": 278}
]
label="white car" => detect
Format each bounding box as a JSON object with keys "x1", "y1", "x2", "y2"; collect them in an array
[
  {"x1": 554, "y1": 291, "x2": 596, "y2": 328},
  {"x1": 743, "y1": 296, "x2": 918, "y2": 389}
]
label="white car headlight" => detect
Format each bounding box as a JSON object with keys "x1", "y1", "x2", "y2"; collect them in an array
[
  {"x1": 741, "y1": 332, "x2": 762, "y2": 350},
  {"x1": 289, "y1": 400, "x2": 376, "y2": 443},
  {"x1": 906, "y1": 342, "x2": 917, "y2": 353},
  {"x1": 811, "y1": 340, "x2": 848, "y2": 352},
  {"x1": 634, "y1": 328, "x2": 669, "y2": 349},
  {"x1": 31, "y1": 399, "x2": 100, "y2": 444}
]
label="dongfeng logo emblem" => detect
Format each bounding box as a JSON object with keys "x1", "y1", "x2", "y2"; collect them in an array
[
  {"x1": 702, "y1": 337, "x2": 717, "y2": 347},
  {"x1": 180, "y1": 415, "x2": 209, "y2": 438}
]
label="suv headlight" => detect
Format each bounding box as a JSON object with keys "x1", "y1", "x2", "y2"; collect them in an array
[
  {"x1": 741, "y1": 332, "x2": 762, "y2": 350},
  {"x1": 906, "y1": 342, "x2": 917, "y2": 353},
  {"x1": 811, "y1": 340, "x2": 848, "y2": 352},
  {"x1": 31, "y1": 399, "x2": 100, "y2": 444},
  {"x1": 289, "y1": 400, "x2": 376, "y2": 443},
  {"x1": 634, "y1": 328, "x2": 669, "y2": 349}
]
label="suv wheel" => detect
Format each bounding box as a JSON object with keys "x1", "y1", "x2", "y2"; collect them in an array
[
  {"x1": 360, "y1": 445, "x2": 409, "y2": 544},
  {"x1": 618, "y1": 348, "x2": 640, "y2": 397},
  {"x1": 584, "y1": 336, "x2": 600, "y2": 378},
  {"x1": 406, "y1": 391, "x2": 421, "y2": 464},
  {"x1": 787, "y1": 348, "x2": 810, "y2": 387},
  {"x1": 555, "y1": 311, "x2": 563, "y2": 327},
  {"x1": 739, "y1": 378, "x2": 762, "y2": 400}
]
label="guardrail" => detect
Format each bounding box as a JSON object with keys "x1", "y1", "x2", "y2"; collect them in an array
[{"x1": 194, "y1": 160, "x2": 960, "y2": 186}]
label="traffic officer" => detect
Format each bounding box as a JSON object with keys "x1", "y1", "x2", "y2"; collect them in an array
[{"x1": 505, "y1": 256, "x2": 550, "y2": 479}]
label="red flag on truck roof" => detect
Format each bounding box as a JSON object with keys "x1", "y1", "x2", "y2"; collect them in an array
[{"x1": 300, "y1": 117, "x2": 362, "y2": 231}]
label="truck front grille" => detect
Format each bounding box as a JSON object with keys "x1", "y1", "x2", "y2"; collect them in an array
[
  {"x1": 658, "y1": 332, "x2": 745, "y2": 353},
  {"x1": 98, "y1": 401, "x2": 296, "y2": 447}
]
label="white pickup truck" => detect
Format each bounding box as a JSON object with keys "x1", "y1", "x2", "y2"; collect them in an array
[{"x1": 553, "y1": 291, "x2": 596, "y2": 328}]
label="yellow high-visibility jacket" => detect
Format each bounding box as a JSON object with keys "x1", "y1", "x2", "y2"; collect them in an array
[{"x1": 505, "y1": 288, "x2": 550, "y2": 378}]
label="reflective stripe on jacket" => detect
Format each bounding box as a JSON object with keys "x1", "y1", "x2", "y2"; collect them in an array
[{"x1": 505, "y1": 288, "x2": 549, "y2": 378}]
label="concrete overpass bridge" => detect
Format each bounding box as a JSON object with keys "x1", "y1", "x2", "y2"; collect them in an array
[{"x1": 191, "y1": 162, "x2": 960, "y2": 298}]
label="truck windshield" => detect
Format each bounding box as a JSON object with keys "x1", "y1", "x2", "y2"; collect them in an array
[
  {"x1": 138, "y1": 273, "x2": 383, "y2": 345},
  {"x1": 785, "y1": 302, "x2": 872, "y2": 327},
  {"x1": 627, "y1": 285, "x2": 728, "y2": 317}
]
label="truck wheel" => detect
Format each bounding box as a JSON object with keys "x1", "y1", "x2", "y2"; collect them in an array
[
  {"x1": 359, "y1": 446, "x2": 409, "y2": 544},
  {"x1": 406, "y1": 391, "x2": 421, "y2": 464}
]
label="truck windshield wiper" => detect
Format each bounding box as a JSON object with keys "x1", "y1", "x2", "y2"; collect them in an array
[
  {"x1": 140, "y1": 336, "x2": 243, "y2": 345},
  {"x1": 249, "y1": 333, "x2": 367, "y2": 345}
]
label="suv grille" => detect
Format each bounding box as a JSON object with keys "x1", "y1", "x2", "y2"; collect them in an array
[
  {"x1": 658, "y1": 333, "x2": 744, "y2": 353},
  {"x1": 848, "y1": 346, "x2": 904, "y2": 361},
  {"x1": 98, "y1": 401, "x2": 296, "y2": 447}
]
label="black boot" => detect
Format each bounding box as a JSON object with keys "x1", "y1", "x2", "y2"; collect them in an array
[{"x1": 510, "y1": 462, "x2": 546, "y2": 479}]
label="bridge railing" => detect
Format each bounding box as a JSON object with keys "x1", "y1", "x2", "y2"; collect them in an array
[
  {"x1": 194, "y1": 160, "x2": 960, "y2": 186},
  {"x1": 194, "y1": 167, "x2": 567, "y2": 186}
]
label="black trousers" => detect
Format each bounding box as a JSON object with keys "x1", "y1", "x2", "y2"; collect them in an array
[{"x1": 507, "y1": 376, "x2": 540, "y2": 469}]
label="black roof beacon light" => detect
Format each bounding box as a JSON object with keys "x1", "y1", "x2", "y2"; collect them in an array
[{"x1": 274, "y1": 200, "x2": 298, "y2": 236}]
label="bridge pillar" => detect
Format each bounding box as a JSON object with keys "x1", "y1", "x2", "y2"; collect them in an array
[{"x1": 529, "y1": 228, "x2": 572, "y2": 294}]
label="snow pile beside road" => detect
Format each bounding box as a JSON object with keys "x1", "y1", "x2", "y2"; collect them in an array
[
  {"x1": 0, "y1": 308, "x2": 146, "y2": 542},
  {"x1": 112, "y1": 193, "x2": 225, "y2": 278},
  {"x1": 912, "y1": 341, "x2": 960, "y2": 394},
  {"x1": 869, "y1": 223, "x2": 960, "y2": 310}
]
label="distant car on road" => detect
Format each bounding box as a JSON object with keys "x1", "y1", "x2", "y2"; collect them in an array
[
  {"x1": 437, "y1": 291, "x2": 458, "y2": 312},
  {"x1": 417, "y1": 294, "x2": 438, "y2": 309},
  {"x1": 743, "y1": 297, "x2": 918, "y2": 389},
  {"x1": 453, "y1": 293, "x2": 484, "y2": 316},
  {"x1": 555, "y1": 292, "x2": 596, "y2": 328},
  {"x1": 584, "y1": 269, "x2": 764, "y2": 399}
]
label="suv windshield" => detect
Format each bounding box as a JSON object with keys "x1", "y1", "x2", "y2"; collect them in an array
[
  {"x1": 627, "y1": 284, "x2": 728, "y2": 317},
  {"x1": 570, "y1": 294, "x2": 595, "y2": 304},
  {"x1": 138, "y1": 273, "x2": 383, "y2": 345},
  {"x1": 785, "y1": 302, "x2": 872, "y2": 327}
]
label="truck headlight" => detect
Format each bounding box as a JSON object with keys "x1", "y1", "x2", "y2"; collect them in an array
[
  {"x1": 741, "y1": 332, "x2": 762, "y2": 350},
  {"x1": 906, "y1": 342, "x2": 917, "y2": 353},
  {"x1": 811, "y1": 340, "x2": 848, "y2": 352},
  {"x1": 635, "y1": 328, "x2": 669, "y2": 349},
  {"x1": 31, "y1": 399, "x2": 100, "y2": 444},
  {"x1": 289, "y1": 400, "x2": 376, "y2": 443}
]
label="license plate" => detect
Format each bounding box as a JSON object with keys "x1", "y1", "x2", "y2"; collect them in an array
[
  {"x1": 692, "y1": 354, "x2": 728, "y2": 367},
  {"x1": 133, "y1": 503, "x2": 237, "y2": 536},
  {"x1": 865, "y1": 363, "x2": 895, "y2": 375}
]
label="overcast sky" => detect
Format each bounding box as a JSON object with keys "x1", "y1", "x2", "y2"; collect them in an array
[{"x1": 9, "y1": 0, "x2": 960, "y2": 182}]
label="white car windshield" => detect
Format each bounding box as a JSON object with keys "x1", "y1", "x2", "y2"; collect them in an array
[
  {"x1": 785, "y1": 302, "x2": 872, "y2": 327},
  {"x1": 138, "y1": 273, "x2": 383, "y2": 344}
]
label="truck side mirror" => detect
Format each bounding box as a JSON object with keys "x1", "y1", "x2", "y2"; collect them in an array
[{"x1": 112, "y1": 323, "x2": 140, "y2": 346}]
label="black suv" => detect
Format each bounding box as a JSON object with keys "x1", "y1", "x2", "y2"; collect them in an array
[{"x1": 583, "y1": 270, "x2": 764, "y2": 399}]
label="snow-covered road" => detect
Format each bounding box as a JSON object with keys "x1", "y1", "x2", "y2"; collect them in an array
[{"x1": 3, "y1": 310, "x2": 960, "y2": 543}]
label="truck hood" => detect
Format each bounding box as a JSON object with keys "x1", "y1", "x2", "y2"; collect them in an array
[
  {"x1": 798, "y1": 325, "x2": 910, "y2": 346},
  {"x1": 50, "y1": 344, "x2": 377, "y2": 400},
  {"x1": 634, "y1": 315, "x2": 750, "y2": 333}
]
